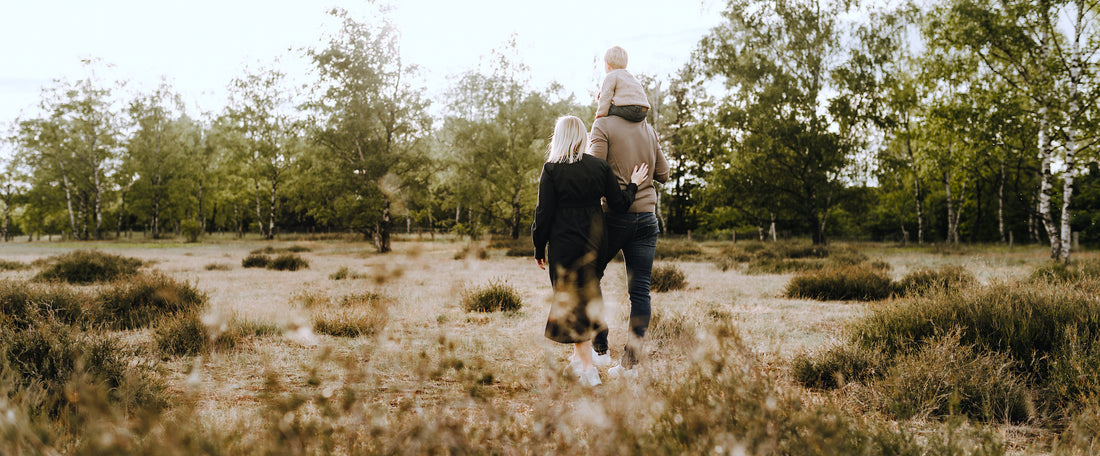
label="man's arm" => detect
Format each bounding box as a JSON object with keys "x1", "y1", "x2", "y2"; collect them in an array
[
  {"x1": 588, "y1": 120, "x2": 609, "y2": 160},
  {"x1": 652, "y1": 128, "x2": 670, "y2": 184}
]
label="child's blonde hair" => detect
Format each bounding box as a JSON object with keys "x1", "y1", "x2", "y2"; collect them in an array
[
  {"x1": 547, "y1": 116, "x2": 587, "y2": 164},
  {"x1": 604, "y1": 46, "x2": 628, "y2": 69}
]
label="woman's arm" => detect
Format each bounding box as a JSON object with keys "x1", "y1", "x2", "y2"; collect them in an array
[
  {"x1": 531, "y1": 164, "x2": 556, "y2": 261},
  {"x1": 604, "y1": 163, "x2": 648, "y2": 213}
]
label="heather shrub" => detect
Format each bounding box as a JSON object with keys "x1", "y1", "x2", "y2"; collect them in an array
[
  {"x1": 0, "y1": 320, "x2": 168, "y2": 419},
  {"x1": 312, "y1": 293, "x2": 390, "y2": 338},
  {"x1": 241, "y1": 253, "x2": 270, "y2": 268},
  {"x1": 877, "y1": 333, "x2": 1033, "y2": 423},
  {"x1": 489, "y1": 237, "x2": 532, "y2": 257},
  {"x1": 654, "y1": 240, "x2": 703, "y2": 260},
  {"x1": 785, "y1": 265, "x2": 895, "y2": 301},
  {"x1": 851, "y1": 280, "x2": 1100, "y2": 417},
  {"x1": 744, "y1": 257, "x2": 826, "y2": 275},
  {"x1": 462, "y1": 279, "x2": 523, "y2": 312},
  {"x1": 792, "y1": 344, "x2": 883, "y2": 390},
  {"x1": 0, "y1": 259, "x2": 29, "y2": 270},
  {"x1": 329, "y1": 266, "x2": 368, "y2": 280},
  {"x1": 250, "y1": 245, "x2": 311, "y2": 254},
  {"x1": 454, "y1": 244, "x2": 489, "y2": 260},
  {"x1": 266, "y1": 253, "x2": 308, "y2": 271},
  {"x1": 0, "y1": 280, "x2": 91, "y2": 330},
  {"x1": 96, "y1": 273, "x2": 206, "y2": 329},
  {"x1": 1030, "y1": 258, "x2": 1100, "y2": 283},
  {"x1": 650, "y1": 263, "x2": 687, "y2": 292},
  {"x1": 33, "y1": 250, "x2": 143, "y2": 284},
  {"x1": 153, "y1": 311, "x2": 238, "y2": 357},
  {"x1": 897, "y1": 265, "x2": 976, "y2": 296}
]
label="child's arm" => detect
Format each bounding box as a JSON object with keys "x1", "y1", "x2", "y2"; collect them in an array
[{"x1": 595, "y1": 73, "x2": 617, "y2": 118}]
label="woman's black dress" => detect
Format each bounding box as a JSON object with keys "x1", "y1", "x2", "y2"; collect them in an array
[{"x1": 532, "y1": 154, "x2": 637, "y2": 344}]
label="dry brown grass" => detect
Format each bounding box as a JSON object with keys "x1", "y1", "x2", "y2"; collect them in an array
[{"x1": 0, "y1": 238, "x2": 1075, "y2": 453}]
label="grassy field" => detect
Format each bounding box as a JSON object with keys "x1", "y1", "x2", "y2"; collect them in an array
[{"x1": 0, "y1": 235, "x2": 1095, "y2": 454}]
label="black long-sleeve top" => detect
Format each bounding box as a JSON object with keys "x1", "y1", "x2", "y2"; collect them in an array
[{"x1": 532, "y1": 154, "x2": 637, "y2": 261}]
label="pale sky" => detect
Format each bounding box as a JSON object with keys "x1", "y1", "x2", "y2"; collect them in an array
[{"x1": 0, "y1": 0, "x2": 725, "y2": 135}]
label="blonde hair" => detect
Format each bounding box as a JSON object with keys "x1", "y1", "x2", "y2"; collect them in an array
[
  {"x1": 547, "y1": 116, "x2": 587, "y2": 164},
  {"x1": 604, "y1": 46, "x2": 628, "y2": 69}
]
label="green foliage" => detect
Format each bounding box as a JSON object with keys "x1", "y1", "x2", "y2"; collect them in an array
[
  {"x1": 180, "y1": 220, "x2": 203, "y2": 242},
  {"x1": 462, "y1": 279, "x2": 523, "y2": 313},
  {"x1": 650, "y1": 264, "x2": 687, "y2": 292},
  {"x1": 241, "y1": 253, "x2": 270, "y2": 268},
  {"x1": 96, "y1": 273, "x2": 206, "y2": 330},
  {"x1": 897, "y1": 265, "x2": 976, "y2": 296},
  {"x1": 785, "y1": 265, "x2": 895, "y2": 301},
  {"x1": 33, "y1": 250, "x2": 143, "y2": 284},
  {"x1": 792, "y1": 344, "x2": 883, "y2": 390},
  {"x1": 266, "y1": 254, "x2": 309, "y2": 271}
]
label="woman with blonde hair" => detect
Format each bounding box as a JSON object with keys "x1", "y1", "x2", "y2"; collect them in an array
[{"x1": 532, "y1": 115, "x2": 648, "y2": 386}]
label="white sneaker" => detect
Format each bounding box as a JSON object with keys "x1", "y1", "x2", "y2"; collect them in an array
[
  {"x1": 575, "y1": 365, "x2": 602, "y2": 387},
  {"x1": 569, "y1": 348, "x2": 610, "y2": 367},
  {"x1": 607, "y1": 364, "x2": 638, "y2": 380}
]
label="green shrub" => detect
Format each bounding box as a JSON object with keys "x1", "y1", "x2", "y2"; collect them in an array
[
  {"x1": 878, "y1": 333, "x2": 1033, "y2": 423},
  {"x1": 650, "y1": 264, "x2": 687, "y2": 292},
  {"x1": 0, "y1": 259, "x2": 29, "y2": 270},
  {"x1": 329, "y1": 266, "x2": 350, "y2": 280},
  {"x1": 266, "y1": 253, "x2": 308, "y2": 271},
  {"x1": 826, "y1": 248, "x2": 869, "y2": 266},
  {"x1": 744, "y1": 257, "x2": 826, "y2": 275},
  {"x1": 488, "y1": 237, "x2": 532, "y2": 257},
  {"x1": 33, "y1": 250, "x2": 143, "y2": 284},
  {"x1": 462, "y1": 279, "x2": 523, "y2": 312},
  {"x1": 0, "y1": 280, "x2": 91, "y2": 330},
  {"x1": 154, "y1": 311, "x2": 237, "y2": 357},
  {"x1": 329, "y1": 266, "x2": 369, "y2": 280},
  {"x1": 1030, "y1": 258, "x2": 1100, "y2": 283},
  {"x1": 180, "y1": 220, "x2": 203, "y2": 243},
  {"x1": 96, "y1": 273, "x2": 206, "y2": 329},
  {"x1": 897, "y1": 265, "x2": 976, "y2": 296},
  {"x1": 204, "y1": 263, "x2": 230, "y2": 271},
  {"x1": 851, "y1": 280, "x2": 1100, "y2": 417},
  {"x1": 792, "y1": 344, "x2": 883, "y2": 390},
  {"x1": 454, "y1": 244, "x2": 489, "y2": 260},
  {"x1": 250, "y1": 245, "x2": 312, "y2": 255},
  {"x1": 312, "y1": 294, "x2": 390, "y2": 338},
  {"x1": 0, "y1": 320, "x2": 167, "y2": 419},
  {"x1": 785, "y1": 265, "x2": 895, "y2": 301},
  {"x1": 242, "y1": 253, "x2": 270, "y2": 268},
  {"x1": 654, "y1": 241, "x2": 703, "y2": 260},
  {"x1": 755, "y1": 243, "x2": 829, "y2": 260}
]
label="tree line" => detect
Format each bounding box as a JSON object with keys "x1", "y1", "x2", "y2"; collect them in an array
[{"x1": 4, "y1": 1, "x2": 1099, "y2": 261}]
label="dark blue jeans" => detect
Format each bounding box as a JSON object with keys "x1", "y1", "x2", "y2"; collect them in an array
[{"x1": 594, "y1": 212, "x2": 659, "y2": 368}]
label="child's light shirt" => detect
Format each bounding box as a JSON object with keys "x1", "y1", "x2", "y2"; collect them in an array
[{"x1": 596, "y1": 69, "x2": 651, "y2": 118}]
